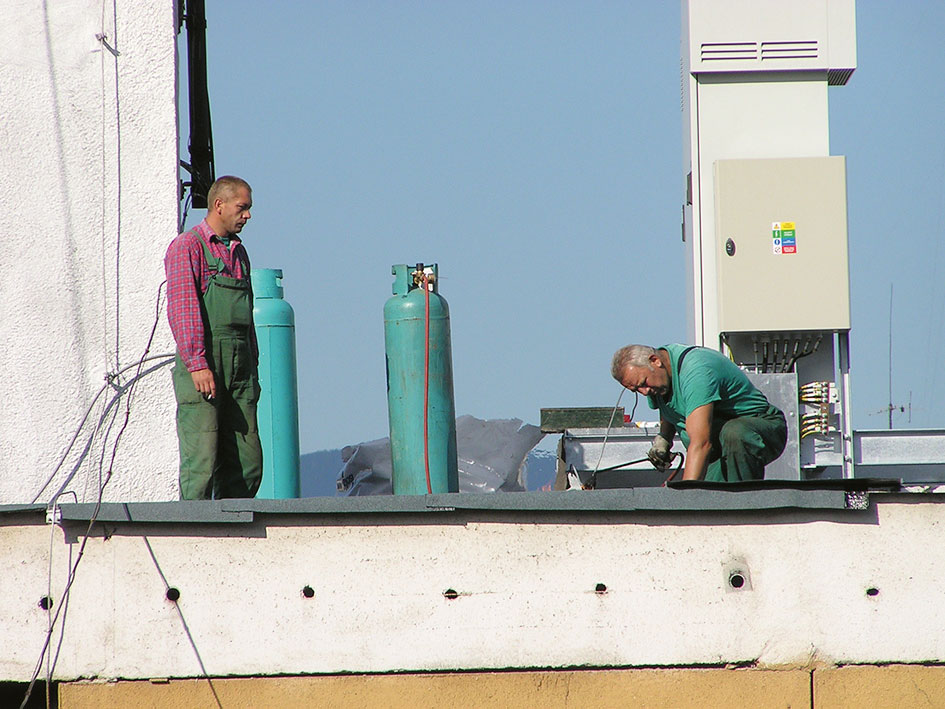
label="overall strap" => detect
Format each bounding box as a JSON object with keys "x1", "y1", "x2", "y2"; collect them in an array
[
  {"x1": 198, "y1": 235, "x2": 227, "y2": 276},
  {"x1": 675, "y1": 345, "x2": 698, "y2": 374}
]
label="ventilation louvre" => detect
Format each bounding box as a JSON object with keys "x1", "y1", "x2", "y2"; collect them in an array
[
  {"x1": 700, "y1": 40, "x2": 822, "y2": 64},
  {"x1": 828, "y1": 68, "x2": 854, "y2": 85},
  {"x1": 760, "y1": 40, "x2": 819, "y2": 60},
  {"x1": 701, "y1": 42, "x2": 757, "y2": 61}
]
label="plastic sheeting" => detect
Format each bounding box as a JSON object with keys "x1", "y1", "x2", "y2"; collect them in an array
[{"x1": 337, "y1": 415, "x2": 544, "y2": 496}]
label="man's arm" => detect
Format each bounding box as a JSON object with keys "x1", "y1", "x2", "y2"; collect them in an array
[
  {"x1": 659, "y1": 419, "x2": 676, "y2": 442},
  {"x1": 165, "y1": 235, "x2": 215, "y2": 397},
  {"x1": 239, "y1": 245, "x2": 259, "y2": 367},
  {"x1": 682, "y1": 403, "x2": 714, "y2": 480}
]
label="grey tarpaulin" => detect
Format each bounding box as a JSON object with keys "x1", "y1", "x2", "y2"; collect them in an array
[{"x1": 337, "y1": 415, "x2": 544, "y2": 495}]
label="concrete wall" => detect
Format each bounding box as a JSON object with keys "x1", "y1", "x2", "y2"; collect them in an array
[
  {"x1": 0, "y1": 1, "x2": 180, "y2": 504},
  {"x1": 3, "y1": 497, "x2": 945, "y2": 684}
]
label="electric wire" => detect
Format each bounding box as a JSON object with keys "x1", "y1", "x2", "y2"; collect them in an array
[
  {"x1": 786, "y1": 334, "x2": 821, "y2": 373},
  {"x1": 28, "y1": 352, "x2": 174, "y2": 505},
  {"x1": 23, "y1": 4, "x2": 173, "y2": 700},
  {"x1": 591, "y1": 387, "x2": 627, "y2": 471},
  {"x1": 179, "y1": 187, "x2": 193, "y2": 234},
  {"x1": 21, "y1": 278, "x2": 169, "y2": 709},
  {"x1": 46, "y1": 283, "x2": 168, "y2": 504},
  {"x1": 23, "y1": 362, "x2": 165, "y2": 706},
  {"x1": 586, "y1": 387, "x2": 628, "y2": 489},
  {"x1": 100, "y1": 1, "x2": 111, "y2": 378},
  {"x1": 43, "y1": 506, "x2": 58, "y2": 708},
  {"x1": 583, "y1": 451, "x2": 685, "y2": 487}
]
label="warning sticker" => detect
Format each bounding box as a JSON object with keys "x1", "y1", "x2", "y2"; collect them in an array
[{"x1": 772, "y1": 221, "x2": 797, "y2": 254}]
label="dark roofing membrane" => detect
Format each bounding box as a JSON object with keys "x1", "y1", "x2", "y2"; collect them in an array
[{"x1": 0, "y1": 479, "x2": 911, "y2": 524}]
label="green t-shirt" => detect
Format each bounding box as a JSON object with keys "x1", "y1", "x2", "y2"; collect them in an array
[{"x1": 647, "y1": 344, "x2": 772, "y2": 440}]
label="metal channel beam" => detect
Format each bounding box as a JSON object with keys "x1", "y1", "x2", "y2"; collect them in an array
[{"x1": 854, "y1": 429, "x2": 945, "y2": 466}]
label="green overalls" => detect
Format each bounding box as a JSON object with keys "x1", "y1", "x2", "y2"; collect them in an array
[
  {"x1": 172, "y1": 237, "x2": 263, "y2": 500},
  {"x1": 655, "y1": 346, "x2": 787, "y2": 483},
  {"x1": 683, "y1": 405, "x2": 787, "y2": 483}
]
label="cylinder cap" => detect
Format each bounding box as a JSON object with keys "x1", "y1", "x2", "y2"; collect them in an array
[{"x1": 252, "y1": 268, "x2": 284, "y2": 299}]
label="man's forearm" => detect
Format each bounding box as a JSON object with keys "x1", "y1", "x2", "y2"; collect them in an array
[
  {"x1": 658, "y1": 420, "x2": 676, "y2": 442},
  {"x1": 683, "y1": 440, "x2": 712, "y2": 480}
]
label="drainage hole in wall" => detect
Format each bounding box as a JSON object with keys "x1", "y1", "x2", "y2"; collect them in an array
[
  {"x1": 38, "y1": 596, "x2": 53, "y2": 611},
  {"x1": 595, "y1": 583, "x2": 607, "y2": 594},
  {"x1": 166, "y1": 587, "x2": 181, "y2": 602},
  {"x1": 729, "y1": 573, "x2": 745, "y2": 589},
  {"x1": 866, "y1": 587, "x2": 879, "y2": 597},
  {"x1": 443, "y1": 588, "x2": 459, "y2": 600},
  {"x1": 302, "y1": 585, "x2": 315, "y2": 599}
]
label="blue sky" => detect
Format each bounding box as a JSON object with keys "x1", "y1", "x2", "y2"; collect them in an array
[{"x1": 181, "y1": 1, "x2": 945, "y2": 453}]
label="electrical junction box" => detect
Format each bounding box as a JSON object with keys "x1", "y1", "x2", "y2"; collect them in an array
[{"x1": 714, "y1": 156, "x2": 850, "y2": 333}]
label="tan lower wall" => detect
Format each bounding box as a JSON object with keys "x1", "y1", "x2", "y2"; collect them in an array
[
  {"x1": 57, "y1": 665, "x2": 945, "y2": 709},
  {"x1": 814, "y1": 665, "x2": 945, "y2": 709},
  {"x1": 61, "y1": 668, "x2": 808, "y2": 709}
]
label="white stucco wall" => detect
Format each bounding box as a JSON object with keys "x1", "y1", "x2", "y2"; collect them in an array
[
  {"x1": 0, "y1": 1, "x2": 180, "y2": 503},
  {"x1": 1, "y1": 498, "x2": 944, "y2": 681}
]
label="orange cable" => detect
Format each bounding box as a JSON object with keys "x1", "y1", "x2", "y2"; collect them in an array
[{"x1": 422, "y1": 274, "x2": 432, "y2": 494}]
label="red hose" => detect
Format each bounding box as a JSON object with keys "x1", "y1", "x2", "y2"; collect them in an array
[{"x1": 422, "y1": 274, "x2": 432, "y2": 494}]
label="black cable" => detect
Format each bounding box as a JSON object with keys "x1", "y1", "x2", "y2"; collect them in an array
[
  {"x1": 627, "y1": 392, "x2": 639, "y2": 424},
  {"x1": 29, "y1": 354, "x2": 174, "y2": 504},
  {"x1": 21, "y1": 280, "x2": 170, "y2": 708},
  {"x1": 579, "y1": 451, "x2": 685, "y2": 491},
  {"x1": 589, "y1": 451, "x2": 683, "y2": 475},
  {"x1": 179, "y1": 188, "x2": 193, "y2": 233},
  {"x1": 588, "y1": 456, "x2": 650, "y2": 474}
]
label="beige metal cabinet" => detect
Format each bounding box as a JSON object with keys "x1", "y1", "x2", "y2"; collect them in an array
[{"x1": 714, "y1": 156, "x2": 850, "y2": 333}]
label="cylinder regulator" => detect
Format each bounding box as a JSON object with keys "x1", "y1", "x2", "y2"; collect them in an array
[
  {"x1": 252, "y1": 268, "x2": 301, "y2": 499},
  {"x1": 384, "y1": 264, "x2": 459, "y2": 495}
]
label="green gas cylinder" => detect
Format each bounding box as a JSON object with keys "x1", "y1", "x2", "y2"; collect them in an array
[
  {"x1": 252, "y1": 268, "x2": 301, "y2": 499},
  {"x1": 383, "y1": 264, "x2": 459, "y2": 495}
]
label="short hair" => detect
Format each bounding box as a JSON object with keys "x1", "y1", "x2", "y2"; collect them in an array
[
  {"x1": 207, "y1": 175, "x2": 251, "y2": 207},
  {"x1": 611, "y1": 344, "x2": 656, "y2": 381}
]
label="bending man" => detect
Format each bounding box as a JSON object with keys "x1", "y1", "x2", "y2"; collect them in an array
[
  {"x1": 611, "y1": 344, "x2": 787, "y2": 482},
  {"x1": 165, "y1": 176, "x2": 263, "y2": 499}
]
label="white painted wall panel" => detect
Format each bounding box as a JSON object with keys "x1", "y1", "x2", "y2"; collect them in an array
[
  {"x1": 0, "y1": 1, "x2": 180, "y2": 504},
  {"x1": 1, "y1": 501, "x2": 943, "y2": 681}
]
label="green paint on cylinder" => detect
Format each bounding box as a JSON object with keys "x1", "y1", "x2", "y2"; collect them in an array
[
  {"x1": 384, "y1": 264, "x2": 459, "y2": 495},
  {"x1": 252, "y1": 268, "x2": 301, "y2": 499}
]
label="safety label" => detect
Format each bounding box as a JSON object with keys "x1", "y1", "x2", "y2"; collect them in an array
[{"x1": 772, "y1": 221, "x2": 797, "y2": 254}]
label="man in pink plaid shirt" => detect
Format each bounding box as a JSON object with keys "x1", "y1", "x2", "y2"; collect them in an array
[{"x1": 165, "y1": 176, "x2": 262, "y2": 499}]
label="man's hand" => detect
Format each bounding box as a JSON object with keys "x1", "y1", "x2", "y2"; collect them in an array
[
  {"x1": 648, "y1": 434, "x2": 673, "y2": 470},
  {"x1": 191, "y1": 368, "x2": 216, "y2": 399}
]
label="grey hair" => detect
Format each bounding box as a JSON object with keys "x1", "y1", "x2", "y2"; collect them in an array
[
  {"x1": 611, "y1": 344, "x2": 656, "y2": 381},
  {"x1": 207, "y1": 175, "x2": 252, "y2": 207}
]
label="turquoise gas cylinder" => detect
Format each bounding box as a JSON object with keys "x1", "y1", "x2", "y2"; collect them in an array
[
  {"x1": 252, "y1": 268, "x2": 301, "y2": 499},
  {"x1": 384, "y1": 264, "x2": 459, "y2": 495}
]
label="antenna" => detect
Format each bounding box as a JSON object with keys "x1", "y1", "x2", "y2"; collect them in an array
[
  {"x1": 874, "y1": 284, "x2": 911, "y2": 429},
  {"x1": 888, "y1": 284, "x2": 893, "y2": 430}
]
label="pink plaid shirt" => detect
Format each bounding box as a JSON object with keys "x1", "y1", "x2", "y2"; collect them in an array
[{"x1": 165, "y1": 219, "x2": 255, "y2": 372}]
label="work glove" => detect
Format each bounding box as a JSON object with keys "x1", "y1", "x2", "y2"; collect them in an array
[{"x1": 647, "y1": 434, "x2": 673, "y2": 471}]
